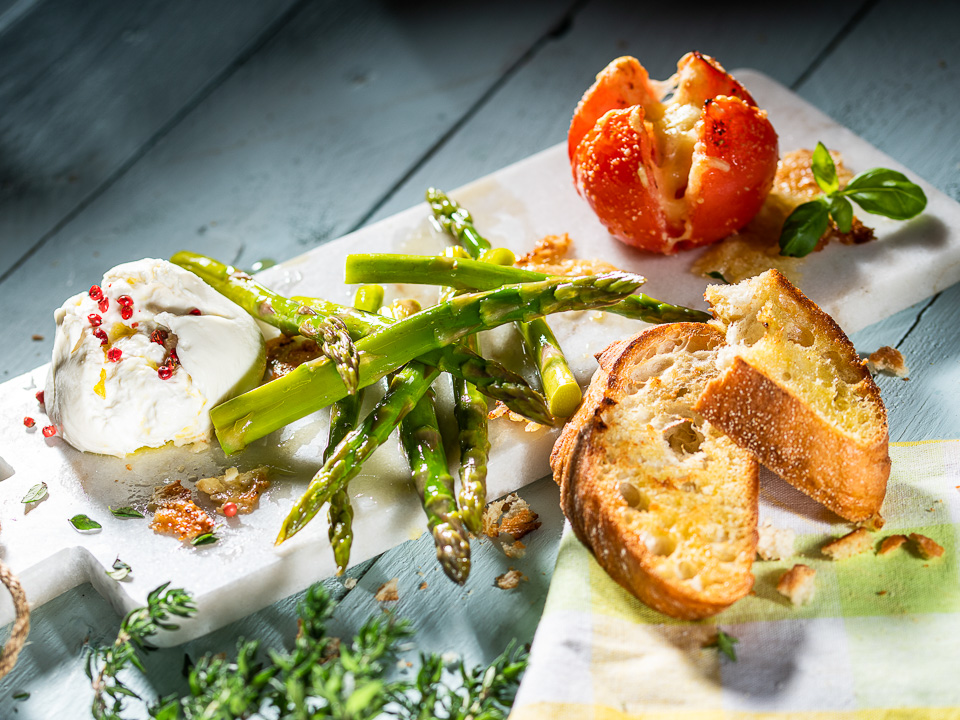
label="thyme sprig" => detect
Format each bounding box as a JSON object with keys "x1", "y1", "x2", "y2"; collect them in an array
[
  {"x1": 87, "y1": 582, "x2": 528, "y2": 719},
  {"x1": 87, "y1": 582, "x2": 195, "y2": 720}
]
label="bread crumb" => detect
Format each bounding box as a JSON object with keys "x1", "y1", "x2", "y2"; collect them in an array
[
  {"x1": 867, "y1": 346, "x2": 909, "y2": 379},
  {"x1": 857, "y1": 514, "x2": 885, "y2": 531},
  {"x1": 482, "y1": 493, "x2": 541, "y2": 541},
  {"x1": 375, "y1": 578, "x2": 400, "y2": 602},
  {"x1": 877, "y1": 534, "x2": 908, "y2": 555},
  {"x1": 822, "y1": 528, "x2": 873, "y2": 559},
  {"x1": 909, "y1": 533, "x2": 945, "y2": 559},
  {"x1": 342, "y1": 577, "x2": 358, "y2": 590},
  {"x1": 418, "y1": 581, "x2": 428, "y2": 590},
  {"x1": 756, "y1": 520, "x2": 795, "y2": 560},
  {"x1": 495, "y1": 568, "x2": 527, "y2": 590},
  {"x1": 502, "y1": 539, "x2": 527, "y2": 559},
  {"x1": 148, "y1": 480, "x2": 214, "y2": 542},
  {"x1": 776, "y1": 564, "x2": 816, "y2": 605},
  {"x1": 487, "y1": 401, "x2": 545, "y2": 432},
  {"x1": 31, "y1": 334, "x2": 44, "y2": 341}
]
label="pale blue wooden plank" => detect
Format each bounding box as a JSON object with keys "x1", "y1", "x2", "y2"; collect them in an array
[{"x1": 0, "y1": 0, "x2": 301, "y2": 278}]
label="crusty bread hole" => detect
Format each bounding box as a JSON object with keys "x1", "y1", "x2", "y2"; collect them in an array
[
  {"x1": 708, "y1": 274, "x2": 882, "y2": 438},
  {"x1": 597, "y1": 328, "x2": 756, "y2": 594}
]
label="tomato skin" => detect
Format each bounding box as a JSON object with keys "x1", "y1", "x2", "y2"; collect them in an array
[{"x1": 568, "y1": 53, "x2": 778, "y2": 254}]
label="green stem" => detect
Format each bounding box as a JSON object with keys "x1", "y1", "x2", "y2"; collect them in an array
[
  {"x1": 211, "y1": 272, "x2": 642, "y2": 454},
  {"x1": 277, "y1": 362, "x2": 440, "y2": 543},
  {"x1": 171, "y1": 252, "x2": 553, "y2": 432},
  {"x1": 344, "y1": 252, "x2": 711, "y2": 324}
]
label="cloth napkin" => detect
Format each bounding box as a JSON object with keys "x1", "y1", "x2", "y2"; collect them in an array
[{"x1": 511, "y1": 441, "x2": 960, "y2": 719}]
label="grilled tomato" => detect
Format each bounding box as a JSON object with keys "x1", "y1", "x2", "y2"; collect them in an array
[{"x1": 568, "y1": 52, "x2": 778, "y2": 254}]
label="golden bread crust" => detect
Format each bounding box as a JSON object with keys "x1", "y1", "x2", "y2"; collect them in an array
[{"x1": 551, "y1": 323, "x2": 759, "y2": 620}]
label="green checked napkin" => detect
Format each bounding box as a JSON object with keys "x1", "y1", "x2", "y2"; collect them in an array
[{"x1": 510, "y1": 441, "x2": 960, "y2": 720}]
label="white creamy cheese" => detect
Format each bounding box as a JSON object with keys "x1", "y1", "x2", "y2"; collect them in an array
[{"x1": 45, "y1": 258, "x2": 265, "y2": 457}]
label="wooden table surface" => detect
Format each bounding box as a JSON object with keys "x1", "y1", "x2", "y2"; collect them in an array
[{"x1": 1, "y1": 1, "x2": 958, "y2": 715}]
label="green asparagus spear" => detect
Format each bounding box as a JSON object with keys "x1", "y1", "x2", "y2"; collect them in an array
[
  {"x1": 171, "y1": 252, "x2": 550, "y2": 426},
  {"x1": 277, "y1": 361, "x2": 440, "y2": 544},
  {"x1": 211, "y1": 272, "x2": 643, "y2": 454},
  {"x1": 400, "y1": 390, "x2": 471, "y2": 584},
  {"x1": 383, "y1": 299, "x2": 471, "y2": 584},
  {"x1": 306, "y1": 316, "x2": 358, "y2": 396},
  {"x1": 343, "y1": 253, "x2": 711, "y2": 324},
  {"x1": 452, "y1": 333, "x2": 489, "y2": 536},
  {"x1": 324, "y1": 286, "x2": 383, "y2": 574},
  {"x1": 325, "y1": 395, "x2": 358, "y2": 574},
  {"x1": 426, "y1": 188, "x2": 581, "y2": 417}
]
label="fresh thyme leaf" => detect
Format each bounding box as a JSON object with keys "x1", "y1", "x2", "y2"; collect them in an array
[
  {"x1": 829, "y1": 195, "x2": 854, "y2": 234},
  {"x1": 191, "y1": 532, "x2": 218, "y2": 546},
  {"x1": 709, "y1": 628, "x2": 740, "y2": 661},
  {"x1": 706, "y1": 271, "x2": 730, "y2": 284},
  {"x1": 106, "y1": 557, "x2": 132, "y2": 581},
  {"x1": 840, "y1": 167, "x2": 928, "y2": 220},
  {"x1": 21, "y1": 482, "x2": 48, "y2": 504},
  {"x1": 12, "y1": 691, "x2": 29, "y2": 700},
  {"x1": 69, "y1": 514, "x2": 102, "y2": 532},
  {"x1": 811, "y1": 141, "x2": 839, "y2": 195},
  {"x1": 109, "y1": 506, "x2": 144, "y2": 519},
  {"x1": 779, "y1": 199, "x2": 830, "y2": 257}
]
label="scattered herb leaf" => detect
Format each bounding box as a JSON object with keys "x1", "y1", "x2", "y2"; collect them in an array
[
  {"x1": 106, "y1": 557, "x2": 132, "y2": 581},
  {"x1": 706, "y1": 271, "x2": 730, "y2": 284},
  {"x1": 779, "y1": 141, "x2": 927, "y2": 257},
  {"x1": 109, "y1": 506, "x2": 145, "y2": 519},
  {"x1": 69, "y1": 514, "x2": 102, "y2": 532},
  {"x1": 709, "y1": 628, "x2": 740, "y2": 661},
  {"x1": 21, "y1": 482, "x2": 48, "y2": 505},
  {"x1": 12, "y1": 691, "x2": 29, "y2": 700},
  {"x1": 191, "y1": 532, "x2": 218, "y2": 546}
]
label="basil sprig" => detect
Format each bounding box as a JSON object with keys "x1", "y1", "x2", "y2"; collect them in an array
[{"x1": 779, "y1": 142, "x2": 927, "y2": 257}]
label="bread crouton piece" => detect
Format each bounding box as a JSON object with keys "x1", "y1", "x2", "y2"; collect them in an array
[
  {"x1": 867, "y1": 346, "x2": 909, "y2": 379},
  {"x1": 756, "y1": 520, "x2": 796, "y2": 561},
  {"x1": 495, "y1": 569, "x2": 527, "y2": 590},
  {"x1": 822, "y1": 528, "x2": 873, "y2": 560},
  {"x1": 877, "y1": 534, "x2": 908, "y2": 555},
  {"x1": 909, "y1": 533, "x2": 945, "y2": 559},
  {"x1": 777, "y1": 564, "x2": 816, "y2": 605}
]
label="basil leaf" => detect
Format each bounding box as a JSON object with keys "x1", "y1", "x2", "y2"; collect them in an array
[
  {"x1": 811, "y1": 142, "x2": 839, "y2": 195},
  {"x1": 191, "y1": 533, "x2": 218, "y2": 546},
  {"x1": 706, "y1": 271, "x2": 730, "y2": 284},
  {"x1": 841, "y1": 168, "x2": 927, "y2": 220},
  {"x1": 779, "y1": 200, "x2": 830, "y2": 257},
  {"x1": 106, "y1": 557, "x2": 132, "y2": 581},
  {"x1": 69, "y1": 514, "x2": 102, "y2": 532},
  {"x1": 829, "y1": 195, "x2": 854, "y2": 234},
  {"x1": 110, "y1": 506, "x2": 145, "y2": 519},
  {"x1": 21, "y1": 482, "x2": 48, "y2": 505}
]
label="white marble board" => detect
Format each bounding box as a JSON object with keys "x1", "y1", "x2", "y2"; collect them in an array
[{"x1": 1, "y1": 71, "x2": 958, "y2": 645}]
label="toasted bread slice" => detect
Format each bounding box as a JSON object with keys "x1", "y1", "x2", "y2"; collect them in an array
[
  {"x1": 551, "y1": 323, "x2": 759, "y2": 620},
  {"x1": 695, "y1": 269, "x2": 889, "y2": 522}
]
